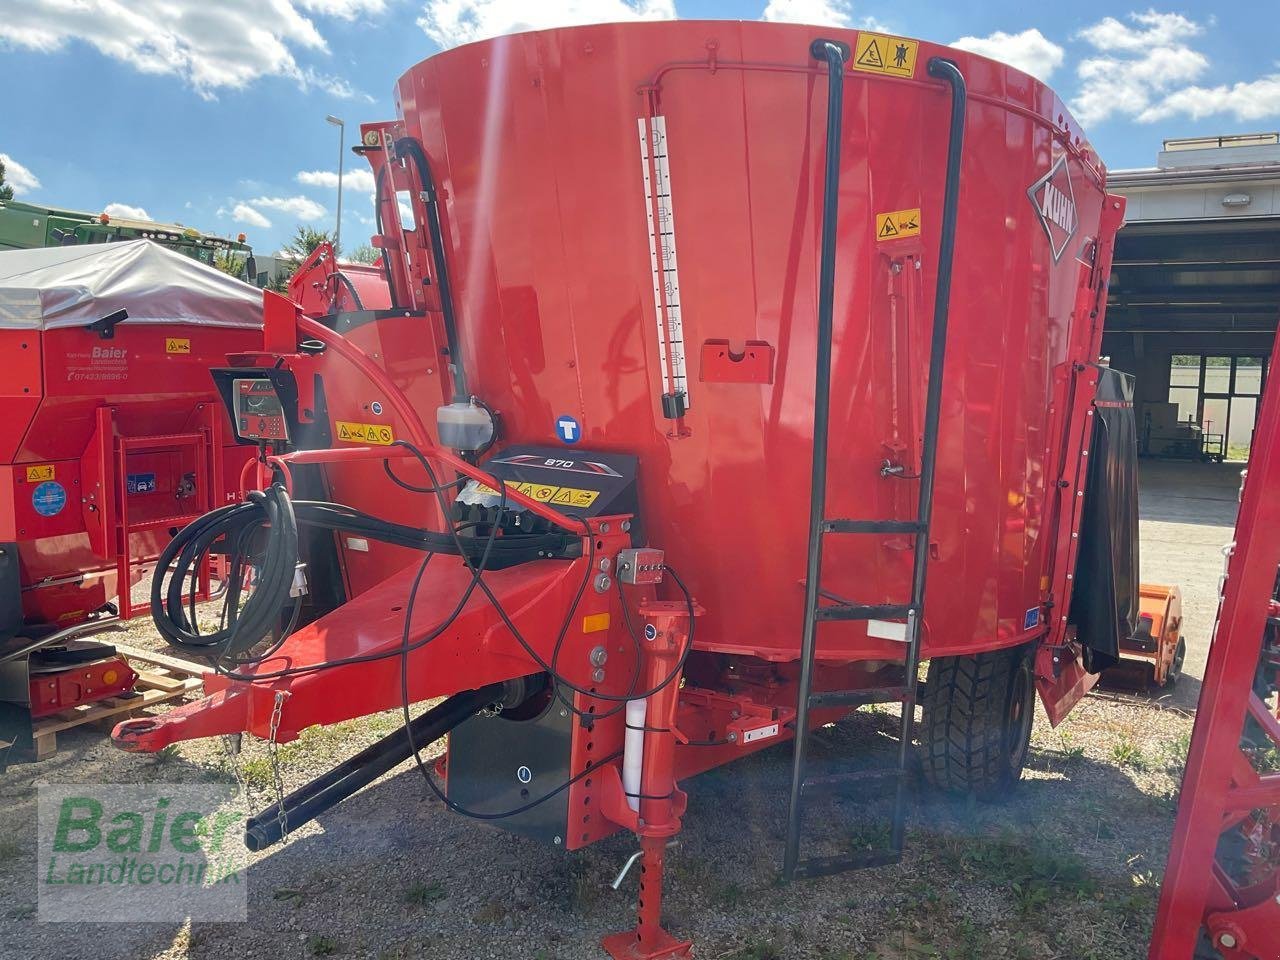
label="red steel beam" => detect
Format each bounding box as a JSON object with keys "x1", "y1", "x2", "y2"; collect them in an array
[{"x1": 1149, "y1": 325, "x2": 1280, "y2": 958}]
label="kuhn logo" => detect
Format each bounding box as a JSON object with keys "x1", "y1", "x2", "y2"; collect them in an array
[{"x1": 1027, "y1": 154, "x2": 1078, "y2": 263}]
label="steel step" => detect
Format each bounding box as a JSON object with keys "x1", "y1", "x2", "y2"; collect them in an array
[
  {"x1": 791, "y1": 849, "x2": 903, "y2": 879},
  {"x1": 800, "y1": 767, "x2": 901, "y2": 796},
  {"x1": 807, "y1": 686, "x2": 908, "y2": 709},
  {"x1": 821, "y1": 519, "x2": 925, "y2": 535},
  {"x1": 815, "y1": 603, "x2": 911, "y2": 622}
]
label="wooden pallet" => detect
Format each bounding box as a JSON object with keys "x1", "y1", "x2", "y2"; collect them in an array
[{"x1": 29, "y1": 645, "x2": 206, "y2": 761}]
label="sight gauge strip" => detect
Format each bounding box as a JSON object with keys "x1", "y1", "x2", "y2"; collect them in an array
[{"x1": 638, "y1": 115, "x2": 690, "y2": 409}]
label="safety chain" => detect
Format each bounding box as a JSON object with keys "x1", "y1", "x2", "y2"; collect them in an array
[{"x1": 268, "y1": 689, "x2": 290, "y2": 845}]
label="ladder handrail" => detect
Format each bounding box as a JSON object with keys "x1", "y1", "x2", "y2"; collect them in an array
[
  {"x1": 783, "y1": 50, "x2": 967, "y2": 881},
  {"x1": 783, "y1": 36, "x2": 850, "y2": 882}
]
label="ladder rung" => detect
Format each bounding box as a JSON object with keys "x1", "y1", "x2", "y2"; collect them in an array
[
  {"x1": 122, "y1": 515, "x2": 201, "y2": 534},
  {"x1": 118, "y1": 432, "x2": 205, "y2": 451},
  {"x1": 822, "y1": 519, "x2": 925, "y2": 535},
  {"x1": 801, "y1": 768, "x2": 901, "y2": 796},
  {"x1": 816, "y1": 603, "x2": 911, "y2": 622},
  {"x1": 808, "y1": 686, "x2": 908, "y2": 709},
  {"x1": 791, "y1": 850, "x2": 902, "y2": 879}
]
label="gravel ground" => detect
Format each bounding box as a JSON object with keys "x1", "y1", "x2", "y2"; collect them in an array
[
  {"x1": 0, "y1": 460, "x2": 1224, "y2": 960},
  {"x1": 0, "y1": 655, "x2": 1194, "y2": 960}
]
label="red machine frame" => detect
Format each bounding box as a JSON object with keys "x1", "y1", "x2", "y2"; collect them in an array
[
  {"x1": 1150, "y1": 327, "x2": 1280, "y2": 959},
  {"x1": 107, "y1": 22, "x2": 1154, "y2": 958}
]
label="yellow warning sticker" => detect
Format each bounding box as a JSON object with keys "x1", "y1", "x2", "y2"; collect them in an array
[
  {"x1": 25, "y1": 464, "x2": 54, "y2": 483},
  {"x1": 551, "y1": 486, "x2": 600, "y2": 508},
  {"x1": 165, "y1": 337, "x2": 191, "y2": 354},
  {"x1": 875, "y1": 207, "x2": 922, "y2": 242},
  {"x1": 471, "y1": 480, "x2": 600, "y2": 509},
  {"x1": 335, "y1": 420, "x2": 396, "y2": 445},
  {"x1": 851, "y1": 32, "x2": 919, "y2": 79}
]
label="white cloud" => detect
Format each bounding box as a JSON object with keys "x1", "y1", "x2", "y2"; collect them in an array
[
  {"x1": 249, "y1": 195, "x2": 328, "y2": 220},
  {"x1": 950, "y1": 28, "x2": 1064, "y2": 83},
  {"x1": 297, "y1": 168, "x2": 377, "y2": 194},
  {"x1": 297, "y1": 0, "x2": 388, "y2": 19},
  {"x1": 0, "y1": 1, "x2": 367, "y2": 100},
  {"x1": 418, "y1": 0, "x2": 676, "y2": 49},
  {"x1": 1139, "y1": 74, "x2": 1280, "y2": 123},
  {"x1": 761, "y1": 0, "x2": 850, "y2": 27},
  {"x1": 1072, "y1": 11, "x2": 1209, "y2": 125},
  {"x1": 231, "y1": 203, "x2": 272, "y2": 229},
  {"x1": 1076, "y1": 10, "x2": 1201, "y2": 53},
  {"x1": 0, "y1": 153, "x2": 41, "y2": 196},
  {"x1": 103, "y1": 202, "x2": 152, "y2": 220}
]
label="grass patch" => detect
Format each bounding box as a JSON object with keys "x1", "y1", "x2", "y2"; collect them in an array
[
  {"x1": 724, "y1": 940, "x2": 783, "y2": 960},
  {"x1": 307, "y1": 934, "x2": 340, "y2": 956},
  {"x1": 1162, "y1": 732, "x2": 1191, "y2": 773},
  {"x1": 0, "y1": 837, "x2": 22, "y2": 866},
  {"x1": 1110, "y1": 734, "x2": 1148, "y2": 771},
  {"x1": 402, "y1": 879, "x2": 447, "y2": 907},
  {"x1": 929, "y1": 831, "x2": 1098, "y2": 916}
]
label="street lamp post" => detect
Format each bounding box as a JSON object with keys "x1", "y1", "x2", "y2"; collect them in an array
[{"x1": 325, "y1": 115, "x2": 345, "y2": 258}]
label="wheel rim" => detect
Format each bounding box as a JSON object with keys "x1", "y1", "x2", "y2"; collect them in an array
[
  {"x1": 1006, "y1": 664, "x2": 1033, "y2": 773},
  {"x1": 1171, "y1": 637, "x2": 1187, "y2": 679}
]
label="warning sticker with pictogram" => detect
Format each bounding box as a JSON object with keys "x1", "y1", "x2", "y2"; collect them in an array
[
  {"x1": 335, "y1": 420, "x2": 396, "y2": 445},
  {"x1": 852, "y1": 32, "x2": 918, "y2": 79},
  {"x1": 874, "y1": 207, "x2": 922, "y2": 242},
  {"x1": 550, "y1": 486, "x2": 600, "y2": 508}
]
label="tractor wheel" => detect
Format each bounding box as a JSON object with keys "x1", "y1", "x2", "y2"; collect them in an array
[
  {"x1": 1162, "y1": 636, "x2": 1188, "y2": 688},
  {"x1": 919, "y1": 645, "x2": 1035, "y2": 800}
]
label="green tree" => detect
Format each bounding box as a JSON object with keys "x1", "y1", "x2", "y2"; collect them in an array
[
  {"x1": 347, "y1": 243, "x2": 378, "y2": 264},
  {"x1": 0, "y1": 158, "x2": 14, "y2": 202},
  {"x1": 281, "y1": 225, "x2": 338, "y2": 265},
  {"x1": 212, "y1": 249, "x2": 244, "y2": 277}
]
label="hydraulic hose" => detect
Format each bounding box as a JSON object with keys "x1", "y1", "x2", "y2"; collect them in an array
[
  {"x1": 394, "y1": 136, "x2": 468, "y2": 402},
  {"x1": 152, "y1": 486, "x2": 299, "y2": 655},
  {"x1": 152, "y1": 483, "x2": 569, "y2": 658}
]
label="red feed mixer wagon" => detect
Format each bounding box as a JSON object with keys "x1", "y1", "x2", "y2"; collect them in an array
[
  {"x1": 0, "y1": 241, "x2": 261, "y2": 750},
  {"x1": 110, "y1": 20, "x2": 1180, "y2": 957}
]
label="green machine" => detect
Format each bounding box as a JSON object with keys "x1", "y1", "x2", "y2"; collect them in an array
[{"x1": 0, "y1": 199, "x2": 256, "y2": 279}]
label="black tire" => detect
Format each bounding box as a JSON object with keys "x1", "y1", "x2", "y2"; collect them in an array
[{"x1": 920, "y1": 645, "x2": 1035, "y2": 800}]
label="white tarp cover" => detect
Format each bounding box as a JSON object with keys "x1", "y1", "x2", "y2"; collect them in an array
[{"x1": 0, "y1": 239, "x2": 263, "y2": 330}]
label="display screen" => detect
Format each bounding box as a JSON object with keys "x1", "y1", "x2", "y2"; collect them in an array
[{"x1": 233, "y1": 378, "x2": 289, "y2": 442}]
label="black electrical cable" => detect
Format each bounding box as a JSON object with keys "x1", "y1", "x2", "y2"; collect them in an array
[
  {"x1": 151, "y1": 470, "x2": 566, "y2": 664},
  {"x1": 330, "y1": 271, "x2": 365, "y2": 312}
]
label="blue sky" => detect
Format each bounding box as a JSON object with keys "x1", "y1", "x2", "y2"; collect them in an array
[{"x1": 2, "y1": 0, "x2": 1278, "y2": 257}]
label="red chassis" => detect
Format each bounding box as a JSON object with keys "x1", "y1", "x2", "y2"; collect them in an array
[{"x1": 1149, "y1": 327, "x2": 1280, "y2": 960}]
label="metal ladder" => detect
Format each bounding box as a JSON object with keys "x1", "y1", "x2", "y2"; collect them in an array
[{"x1": 781, "y1": 41, "x2": 967, "y2": 882}]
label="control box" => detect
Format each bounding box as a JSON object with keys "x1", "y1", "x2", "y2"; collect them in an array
[{"x1": 233, "y1": 378, "x2": 289, "y2": 443}]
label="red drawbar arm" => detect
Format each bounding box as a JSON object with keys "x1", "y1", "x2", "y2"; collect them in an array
[{"x1": 113, "y1": 547, "x2": 611, "y2": 751}]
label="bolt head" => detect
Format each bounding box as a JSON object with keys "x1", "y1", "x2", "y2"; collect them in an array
[{"x1": 1218, "y1": 933, "x2": 1238, "y2": 949}]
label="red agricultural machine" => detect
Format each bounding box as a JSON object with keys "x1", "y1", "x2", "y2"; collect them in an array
[
  {"x1": 1149, "y1": 328, "x2": 1280, "y2": 959},
  {"x1": 286, "y1": 241, "x2": 392, "y2": 319},
  {"x1": 0, "y1": 241, "x2": 260, "y2": 757},
  {"x1": 102, "y1": 21, "x2": 1182, "y2": 957}
]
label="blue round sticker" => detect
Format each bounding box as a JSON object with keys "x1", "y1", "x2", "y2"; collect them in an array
[
  {"x1": 555, "y1": 415, "x2": 581, "y2": 445},
  {"x1": 32, "y1": 481, "x2": 67, "y2": 517}
]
